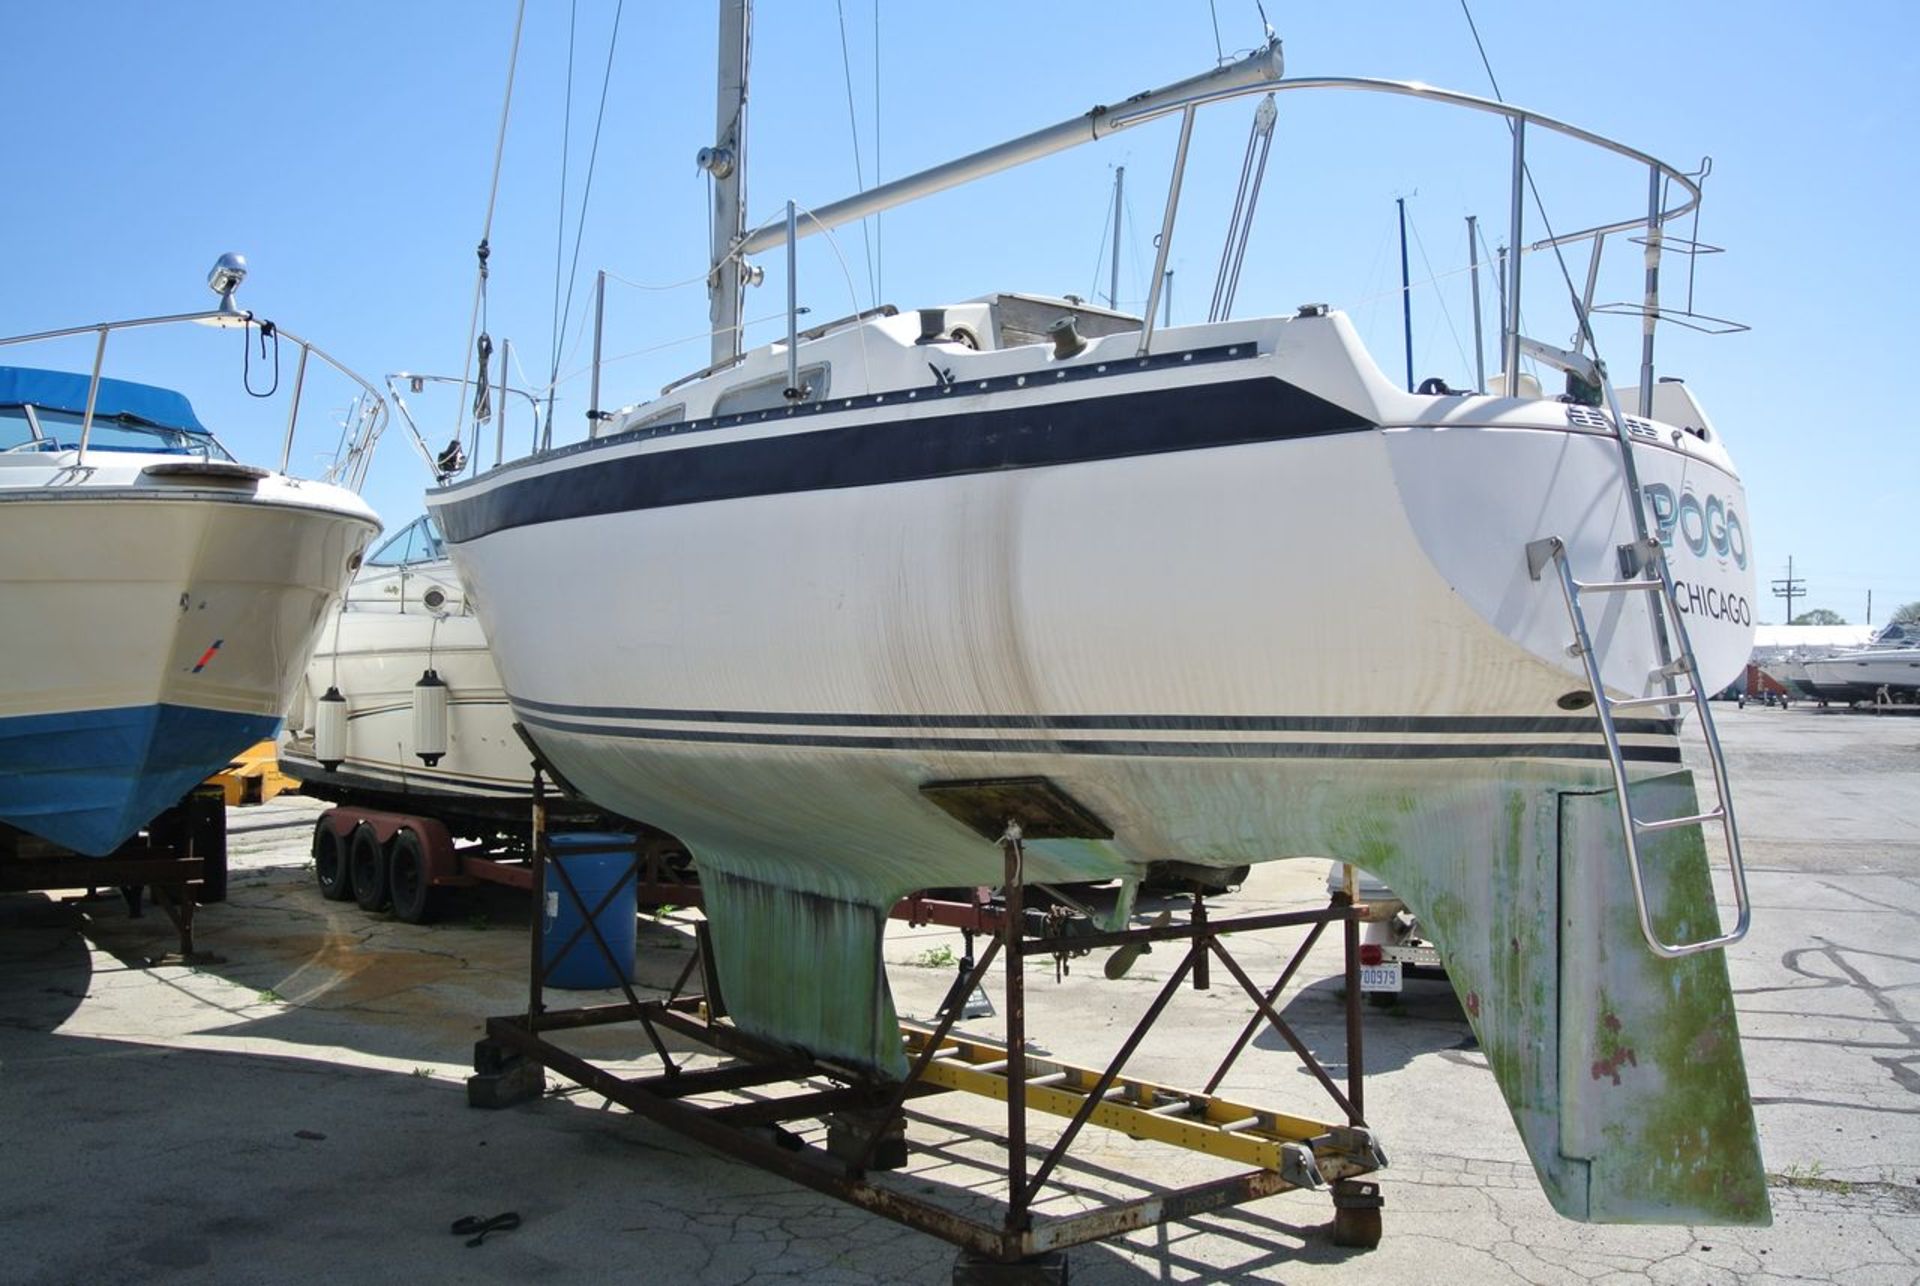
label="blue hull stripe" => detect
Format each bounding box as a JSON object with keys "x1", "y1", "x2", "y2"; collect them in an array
[
  {"x1": 0, "y1": 704, "x2": 280, "y2": 856},
  {"x1": 433, "y1": 372, "x2": 1372, "y2": 543}
]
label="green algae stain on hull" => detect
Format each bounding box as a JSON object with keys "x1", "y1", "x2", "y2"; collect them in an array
[
  {"x1": 699, "y1": 867, "x2": 909, "y2": 1077},
  {"x1": 679, "y1": 760, "x2": 1766, "y2": 1225},
  {"x1": 1558, "y1": 776, "x2": 1769, "y2": 1225},
  {"x1": 1346, "y1": 772, "x2": 1766, "y2": 1225}
]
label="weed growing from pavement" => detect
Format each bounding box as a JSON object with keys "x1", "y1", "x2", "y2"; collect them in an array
[
  {"x1": 911, "y1": 944, "x2": 957, "y2": 968},
  {"x1": 1773, "y1": 1162, "x2": 1858, "y2": 1194}
]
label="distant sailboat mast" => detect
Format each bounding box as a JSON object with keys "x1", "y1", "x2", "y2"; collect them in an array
[
  {"x1": 1467, "y1": 214, "x2": 1486, "y2": 391},
  {"x1": 1396, "y1": 195, "x2": 1414, "y2": 392}
]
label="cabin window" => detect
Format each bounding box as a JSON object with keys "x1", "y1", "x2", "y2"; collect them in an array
[
  {"x1": 366, "y1": 514, "x2": 447, "y2": 567},
  {"x1": 0, "y1": 408, "x2": 45, "y2": 451},
  {"x1": 623, "y1": 403, "x2": 686, "y2": 434},
  {"x1": 0, "y1": 406, "x2": 230, "y2": 458},
  {"x1": 711, "y1": 364, "x2": 831, "y2": 417}
]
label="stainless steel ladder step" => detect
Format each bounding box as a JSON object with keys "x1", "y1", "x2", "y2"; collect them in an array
[
  {"x1": 1573, "y1": 577, "x2": 1664, "y2": 594},
  {"x1": 1634, "y1": 809, "x2": 1725, "y2": 833},
  {"x1": 1611, "y1": 693, "x2": 1694, "y2": 711}
]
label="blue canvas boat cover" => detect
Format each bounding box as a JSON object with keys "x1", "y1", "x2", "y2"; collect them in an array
[{"x1": 0, "y1": 366, "x2": 207, "y2": 433}]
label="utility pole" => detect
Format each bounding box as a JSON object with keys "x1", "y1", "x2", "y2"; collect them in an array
[{"x1": 1771, "y1": 557, "x2": 1806, "y2": 623}]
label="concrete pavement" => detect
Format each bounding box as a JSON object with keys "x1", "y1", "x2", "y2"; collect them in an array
[{"x1": 2, "y1": 703, "x2": 1916, "y2": 1283}]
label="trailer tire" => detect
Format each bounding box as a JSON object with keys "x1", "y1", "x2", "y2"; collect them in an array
[
  {"x1": 314, "y1": 819, "x2": 353, "y2": 901},
  {"x1": 387, "y1": 829, "x2": 440, "y2": 925},
  {"x1": 350, "y1": 825, "x2": 390, "y2": 912}
]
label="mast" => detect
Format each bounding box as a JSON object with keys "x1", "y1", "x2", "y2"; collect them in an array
[
  {"x1": 1466, "y1": 215, "x2": 1485, "y2": 391},
  {"x1": 701, "y1": 0, "x2": 752, "y2": 368},
  {"x1": 1396, "y1": 196, "x2": 1413, "y2": 392},
  {"x1": 1494, "y1": 243, "x2": 1508, "y2": 385},
  {"x1": 1109, "y1": 166, "x2": 1125, "y2": 310},
  {"x1": 1503, "y1": 120, "x2": 1525, "y2": 395}
]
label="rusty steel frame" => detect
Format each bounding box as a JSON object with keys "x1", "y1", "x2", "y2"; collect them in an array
[
  {"x1": 0, "y1": 790, "x2": 226, "y2": 958},
  {"x1": 490, "y1": 803, "x2": 1375, "y2": 1263},
  {"x1": 526, "y1": 772, "x2": 680, "y2": 1071}
]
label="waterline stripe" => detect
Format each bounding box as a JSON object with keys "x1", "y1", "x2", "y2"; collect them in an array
[
  {"x1": 518, "y1": 710, "x2": 1682, "y2": 763},
  {"x1": 508, "y1": 697, "x2": 1676, "y2": 738}
]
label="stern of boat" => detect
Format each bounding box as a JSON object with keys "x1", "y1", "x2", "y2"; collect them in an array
[{"x1": 1383, "y1": 404, "x2": 1755, "y2": 707}]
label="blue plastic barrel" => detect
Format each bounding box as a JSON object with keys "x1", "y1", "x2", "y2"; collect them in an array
[{"x1": 541, "y1": 832, "x2": 638, "y2": 989}]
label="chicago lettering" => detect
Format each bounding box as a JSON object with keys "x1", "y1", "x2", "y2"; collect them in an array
[{"x1": 1669, "y1": 578, "x2": 1751, "y2": 625}]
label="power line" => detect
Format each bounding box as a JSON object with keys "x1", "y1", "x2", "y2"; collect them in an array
[
  {"x1": 1406, "y1": 209, "x2": 1472, "y2": 379},
  {"x1": 833, "y1": 0, "x2": 877, "y2": 308},
  {"x1": 546, "y1": 0, "x2": 578, "y2": 397},
  {"x1": 545, "y1": 0, "x2": 628, "y2": 421}
]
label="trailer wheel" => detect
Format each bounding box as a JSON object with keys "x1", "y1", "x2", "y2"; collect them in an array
[
  {"x1": 350, "y1": 825, "x2": 390, "y2": 912},
  {"x1": 387, "y1": 829, "x2": 440, "y2": 925},
  {"x1": 313, "y1": 819, "x2": 353, "y2": 901}
]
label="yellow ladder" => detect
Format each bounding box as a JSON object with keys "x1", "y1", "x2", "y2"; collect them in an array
[{"x1": 900, "y1": 1022, "x2": 1385, "y2": 1188}]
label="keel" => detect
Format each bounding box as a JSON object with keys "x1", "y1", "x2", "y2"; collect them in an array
[{"x1": 1375, "y1": 771, "x2": 1768, "y2": 1225}]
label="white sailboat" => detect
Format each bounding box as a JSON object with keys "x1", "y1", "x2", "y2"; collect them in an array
[
  {"x1": 0, "y1": 258, "x2": 383, "y2": 855},
  {"x1": 428, "y1": 13, "x2": 1768, "y2": 1224}
]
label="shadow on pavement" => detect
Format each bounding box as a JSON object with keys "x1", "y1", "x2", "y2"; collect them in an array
[
  {"x1": 0, "y1": 1024, "x2": 1357, "y2": 1285},
  {"x1": 1251, "y1": 974, "x2": 1473, "y2": 1083},
  {"x1": 0, "y1": 892, "x2": 97, "y2": 1034}
]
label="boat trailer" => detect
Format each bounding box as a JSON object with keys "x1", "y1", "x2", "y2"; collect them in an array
[
  {"x1": 0, "y1": 785, "x2": 227, "y2": 959},
  {"x1": 469, "y1": 782, "x2": 1387, "y2": 1279}
]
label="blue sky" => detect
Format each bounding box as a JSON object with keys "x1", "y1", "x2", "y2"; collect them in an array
[{"x1": 4, "y1": 2, "x2": 1915, "y2": 621}]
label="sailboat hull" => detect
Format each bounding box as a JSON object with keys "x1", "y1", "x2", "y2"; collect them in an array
[
  {"x1": 430, "y1": 324, "x2": 1766, "y2": 1224},
  {"x1": 436, "y1": 395, "x2": 1750, "y2": 897}
]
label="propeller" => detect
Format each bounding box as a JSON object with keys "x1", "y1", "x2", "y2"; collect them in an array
[{"x1": 1104, "y1": 908, "x2": 1173, "y2": 980}]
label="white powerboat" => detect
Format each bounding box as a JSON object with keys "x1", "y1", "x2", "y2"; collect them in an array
[
  {"x1": 428, "y1": 17, "x2": 1768, "y2": 1223},
  {"x1": 283, "y1": 513, "x2": 532, "y2": 810},
  {"x1": 1752, "y1": 623, "x2": 1875, "y2": 701},
  {"x1": 280, "y1": 368, "x2": 550, "y2": 814},
  {"x1": 0, "y1": 259, "x2": 382, "y2": 855},
  {"x1": 1803, "y1": 621, "x2": 1920, "y2": 703}
]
